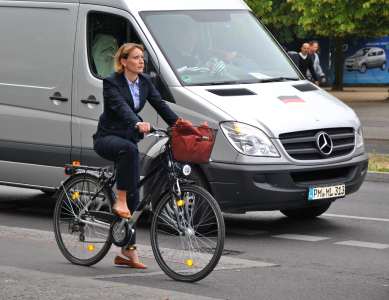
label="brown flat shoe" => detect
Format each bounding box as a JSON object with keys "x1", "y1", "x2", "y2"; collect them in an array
[
  {"x1": 112, "y1": 205, "x2": 132, "y2": 218},
  {"x1": 114, "y1": 255, "x2": 147, "y2": 269}
]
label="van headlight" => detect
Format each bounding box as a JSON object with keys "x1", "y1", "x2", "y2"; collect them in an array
[
  {"x1": 220, "y1": 122, "x2": 280, "y2": 157},
  {"x1": 356, "y1": 126, "x2": 364, "y2": 149}
]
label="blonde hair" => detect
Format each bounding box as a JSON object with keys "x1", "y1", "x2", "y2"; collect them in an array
[{"x1": 114, "y1": 43, "x2": 144, "y2": 73}]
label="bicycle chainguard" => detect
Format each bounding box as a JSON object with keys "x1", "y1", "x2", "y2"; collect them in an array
[{"x1": 87, "y1": 211, "x2": 121, "y2": 224}]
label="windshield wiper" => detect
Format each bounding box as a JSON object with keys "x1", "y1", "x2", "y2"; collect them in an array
[
  {"x1": 195, "y1": 81, "x2": 238, "y2": 86},
  {"x1": 258, "y1": 77, "x2": 300, "y2": 83},
  {"x1": 211, "y1": 81, "x2": 238, "y2": 85}
]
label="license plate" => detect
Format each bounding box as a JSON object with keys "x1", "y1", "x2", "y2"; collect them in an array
[{"x1": 308, "y1": 184, "x2": 345, "y2": 200}]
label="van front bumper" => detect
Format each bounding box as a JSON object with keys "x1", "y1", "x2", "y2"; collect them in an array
[{"x1": 201, "y1": 154, "x2": 369, "y2": 213}]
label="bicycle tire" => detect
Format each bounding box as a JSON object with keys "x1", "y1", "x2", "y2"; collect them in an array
[
  {"x1": 53, "y1": 173, "x2": 114, "y2": 266},
  {"x1": 150, "y1": 184, "x2": 225, "y2": 282}
]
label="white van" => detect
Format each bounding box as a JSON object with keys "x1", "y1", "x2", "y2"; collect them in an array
[{"x1": 0, "y1": 0, "x2": 368, "y2": 218}]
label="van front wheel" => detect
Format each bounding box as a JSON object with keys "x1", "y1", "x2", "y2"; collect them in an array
[
  {"x1": 381, "y1": 62, "x2": 386, "y2": 70},
  {"x1": 280, "y1": 202, "x2": 332, "y2": 219}
]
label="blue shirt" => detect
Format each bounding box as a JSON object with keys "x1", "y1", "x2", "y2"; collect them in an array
[{"x1": 124, "y1": 75, "x2": 140, "y2": 111}]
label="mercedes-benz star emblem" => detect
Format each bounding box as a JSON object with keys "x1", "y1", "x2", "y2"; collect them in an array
[{"x1": 316, "y1": 132, "x2": 333, "y2": 156}]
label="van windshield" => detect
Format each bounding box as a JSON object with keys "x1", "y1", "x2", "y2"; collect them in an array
[{"x1": 141, "y1": 10, "x2": 301, "y2": 86}]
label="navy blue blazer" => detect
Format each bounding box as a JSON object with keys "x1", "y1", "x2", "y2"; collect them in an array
[{"x1": 94, "y1": 72, "x2": 178, "y2": 143}]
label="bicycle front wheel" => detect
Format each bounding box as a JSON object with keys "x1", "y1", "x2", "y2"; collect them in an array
[
  {"x1": 150, "y1": 185, "x2": 225, "y2": 282},
  {"x1": 53, "y1": 174, "x2": 114, "y2": 266}
]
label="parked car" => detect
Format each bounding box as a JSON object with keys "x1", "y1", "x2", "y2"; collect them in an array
[
  {"x1": 345, "y1": 47, "x2": 387, "y2": 74},
  {"x1": 0, "y1": 0, "x2": 368, "y2": 219}
]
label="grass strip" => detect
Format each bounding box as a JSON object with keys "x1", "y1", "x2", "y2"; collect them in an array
[{"x1": 368, "y1": 150, "x2": 389, "y2": 172}]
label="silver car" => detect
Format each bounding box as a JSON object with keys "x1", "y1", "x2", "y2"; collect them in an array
[{"x1": 345, "y1": 47, "x2": 387, "y2": 74}]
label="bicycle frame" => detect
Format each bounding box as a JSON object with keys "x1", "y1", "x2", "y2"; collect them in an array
[{"x1": 62, "y1": 152, "x2": 180, "y2": 235}]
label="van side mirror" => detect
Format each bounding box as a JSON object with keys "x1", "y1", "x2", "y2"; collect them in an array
[{"x1": 287, "y1": 51, "x2": 299, "y2": 68}]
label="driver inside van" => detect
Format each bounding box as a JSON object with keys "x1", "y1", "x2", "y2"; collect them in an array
[{"x1": 170, "y1": 25, "x2": 236, "y2": 70}]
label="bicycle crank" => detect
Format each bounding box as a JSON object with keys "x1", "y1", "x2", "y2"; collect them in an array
[{"x1": 110, "y1": 220, "x2": 134, "y2": 247}]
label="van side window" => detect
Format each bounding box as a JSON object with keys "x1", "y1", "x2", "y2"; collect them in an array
[
  {"x1": 88, "y1": 12, "x2": 157, "y2": 79},
  {"x1": 377, "y1": 51, "x2": 384, "y2": 55}
]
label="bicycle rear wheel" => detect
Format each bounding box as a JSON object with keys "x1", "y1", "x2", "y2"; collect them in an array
[
  {"x1": 53, "y1": 174, "x2": 114, "y2": 266},
  {"x1": 150, "y1": 185, "x2": 225, "y2": 282}
]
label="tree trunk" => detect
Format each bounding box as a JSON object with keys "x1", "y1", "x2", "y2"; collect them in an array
[{"x1": 332, "y1": 37, "x2": 344, "y2": 91}]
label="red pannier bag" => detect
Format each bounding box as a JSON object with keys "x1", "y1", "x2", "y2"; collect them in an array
[{"x1": 170, "y1": 118, "x2": 215, "y2": 164}]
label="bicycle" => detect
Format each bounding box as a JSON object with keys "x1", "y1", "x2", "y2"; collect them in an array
[{"x1": 53, "y1": 126, "x2": 225, "y2": 283}]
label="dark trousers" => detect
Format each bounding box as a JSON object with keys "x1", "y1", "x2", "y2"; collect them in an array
[{"x1": 93, "y1": 135, "x2": 140, "y2": 246}]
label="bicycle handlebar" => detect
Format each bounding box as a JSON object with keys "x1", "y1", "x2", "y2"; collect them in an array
[{"x1": 133, "y1": 125, "x2": 169, "y2": 135}]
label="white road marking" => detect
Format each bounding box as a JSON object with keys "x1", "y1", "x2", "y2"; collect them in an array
[
  {"x1": 272, "y1": 234, "x2": 330, "y2": 242},
  {"x1": 323, "y1": 213, "x2": 389, "y2": 222},
  {"x1": 89, "y1": 271, "x2": 166, "y2": 279},
  {"x1": 322, "y1": 214, "x2": 389, "y2": 222},
  {"x1": 227, "y1": 228, "x2": 267, "y2": 235},
  {"x1": 335, "y1": 240, "x2": 389, "y2": 249}
]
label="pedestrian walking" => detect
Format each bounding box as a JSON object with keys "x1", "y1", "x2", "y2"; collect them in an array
[
  {"x1": 306, "y1": 40, "x2": 326, "y2": 83},
  {"x1": 299, "y1": 43, "x2": 319, "y2": 86}
]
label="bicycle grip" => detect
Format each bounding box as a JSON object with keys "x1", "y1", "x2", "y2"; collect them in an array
[{"x1": 132, "y1": 125, "x2": 156, "y2": 133}]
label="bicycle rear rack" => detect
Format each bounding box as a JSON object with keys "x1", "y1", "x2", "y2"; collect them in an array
[{"x1": 64, "y1": 164, "x2": 111, "y2": 175}]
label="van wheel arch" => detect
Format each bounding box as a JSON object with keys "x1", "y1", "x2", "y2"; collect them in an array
[{"x1": 146, "y1": 155, "x2": 212, "y2": 209}]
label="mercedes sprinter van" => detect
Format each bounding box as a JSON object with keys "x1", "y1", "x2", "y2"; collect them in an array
[{"x1": 0, "y1": 0, "x2": 368, "y2": 218}]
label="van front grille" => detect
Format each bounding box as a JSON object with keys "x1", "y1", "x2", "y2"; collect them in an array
[
  {"x1": 279, "y1": 128, "x2": 355, "y2": 160},
  {"x1": 291, "y1": 167, "x2": 349, "y2": 184}
]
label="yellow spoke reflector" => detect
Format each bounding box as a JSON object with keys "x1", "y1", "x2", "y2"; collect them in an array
[
  {"x1": 177, "y1": 200, "x2": 185, "y2": 206},
  {"x1": 72, "y1": 192, "x2": 79, "y2": 200},
  {"x1": 186, "y1": 259, "x2": 194, "y2": 266},
  {"x1": 88, "y1": 245, "x2": 95, "y2": 251}
]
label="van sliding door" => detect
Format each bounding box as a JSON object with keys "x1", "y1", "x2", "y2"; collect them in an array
[
  {"x1": 0, "y1": 2, "x2": 78, "y2": 188},
  {"x1": 73, "y1": 5, "x2": 159, "y2": 166}
]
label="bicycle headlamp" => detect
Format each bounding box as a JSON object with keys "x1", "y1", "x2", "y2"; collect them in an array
[{"x1": 182, "y1": 164, "x2": 191, "y2": 176}]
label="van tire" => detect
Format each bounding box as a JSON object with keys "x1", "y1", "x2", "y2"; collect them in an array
[
  {"x1": 280, "y1": 202, "x2": 332, "y2": 219},
  {"x1": 359, "y1": 64, "x2": 367, "y2": 74},
  {"x1": 381, "y1": 62, "x2": 386, "y2": 70}
]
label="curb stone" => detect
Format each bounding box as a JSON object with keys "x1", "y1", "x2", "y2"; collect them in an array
[{"x1": 365, "y1": 171, "x2": 389, "y2": 183}]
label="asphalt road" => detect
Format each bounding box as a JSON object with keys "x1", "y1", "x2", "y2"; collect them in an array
[{"x1": 1, "y1": 181, "x2": 389, "y2": 300}]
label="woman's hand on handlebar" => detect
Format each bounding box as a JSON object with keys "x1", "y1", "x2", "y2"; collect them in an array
[{"x1": 135, "y1": 122, "x2": 151, "y2": 134}]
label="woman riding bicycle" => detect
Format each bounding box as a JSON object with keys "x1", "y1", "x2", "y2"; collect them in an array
[{"x1": 93, "y1": 43, "x2": 179, "y2": 269}]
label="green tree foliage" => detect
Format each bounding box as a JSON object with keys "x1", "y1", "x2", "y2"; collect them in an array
[
  {"x1": 248, "y1": 0, "x2": 305, "y2": 44},
  {"x1": 245, "y1": 0, "x2": 389, "y2": 90},
  {"x1": 288, "y1": 0, "x2": 389, "y2": 39}
]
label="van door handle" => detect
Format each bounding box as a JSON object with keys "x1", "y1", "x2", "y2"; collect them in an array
[
  {"x1": 81, "y1": 99, "x2": 100, "y2": 104},
  {"x1": 50, "y1": 96, "x2": 68, "y2": 101}
]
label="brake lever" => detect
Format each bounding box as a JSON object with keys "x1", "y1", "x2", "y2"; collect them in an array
[{"x1": 146, "y1": 133, "x2": 164, "y2": 138}]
